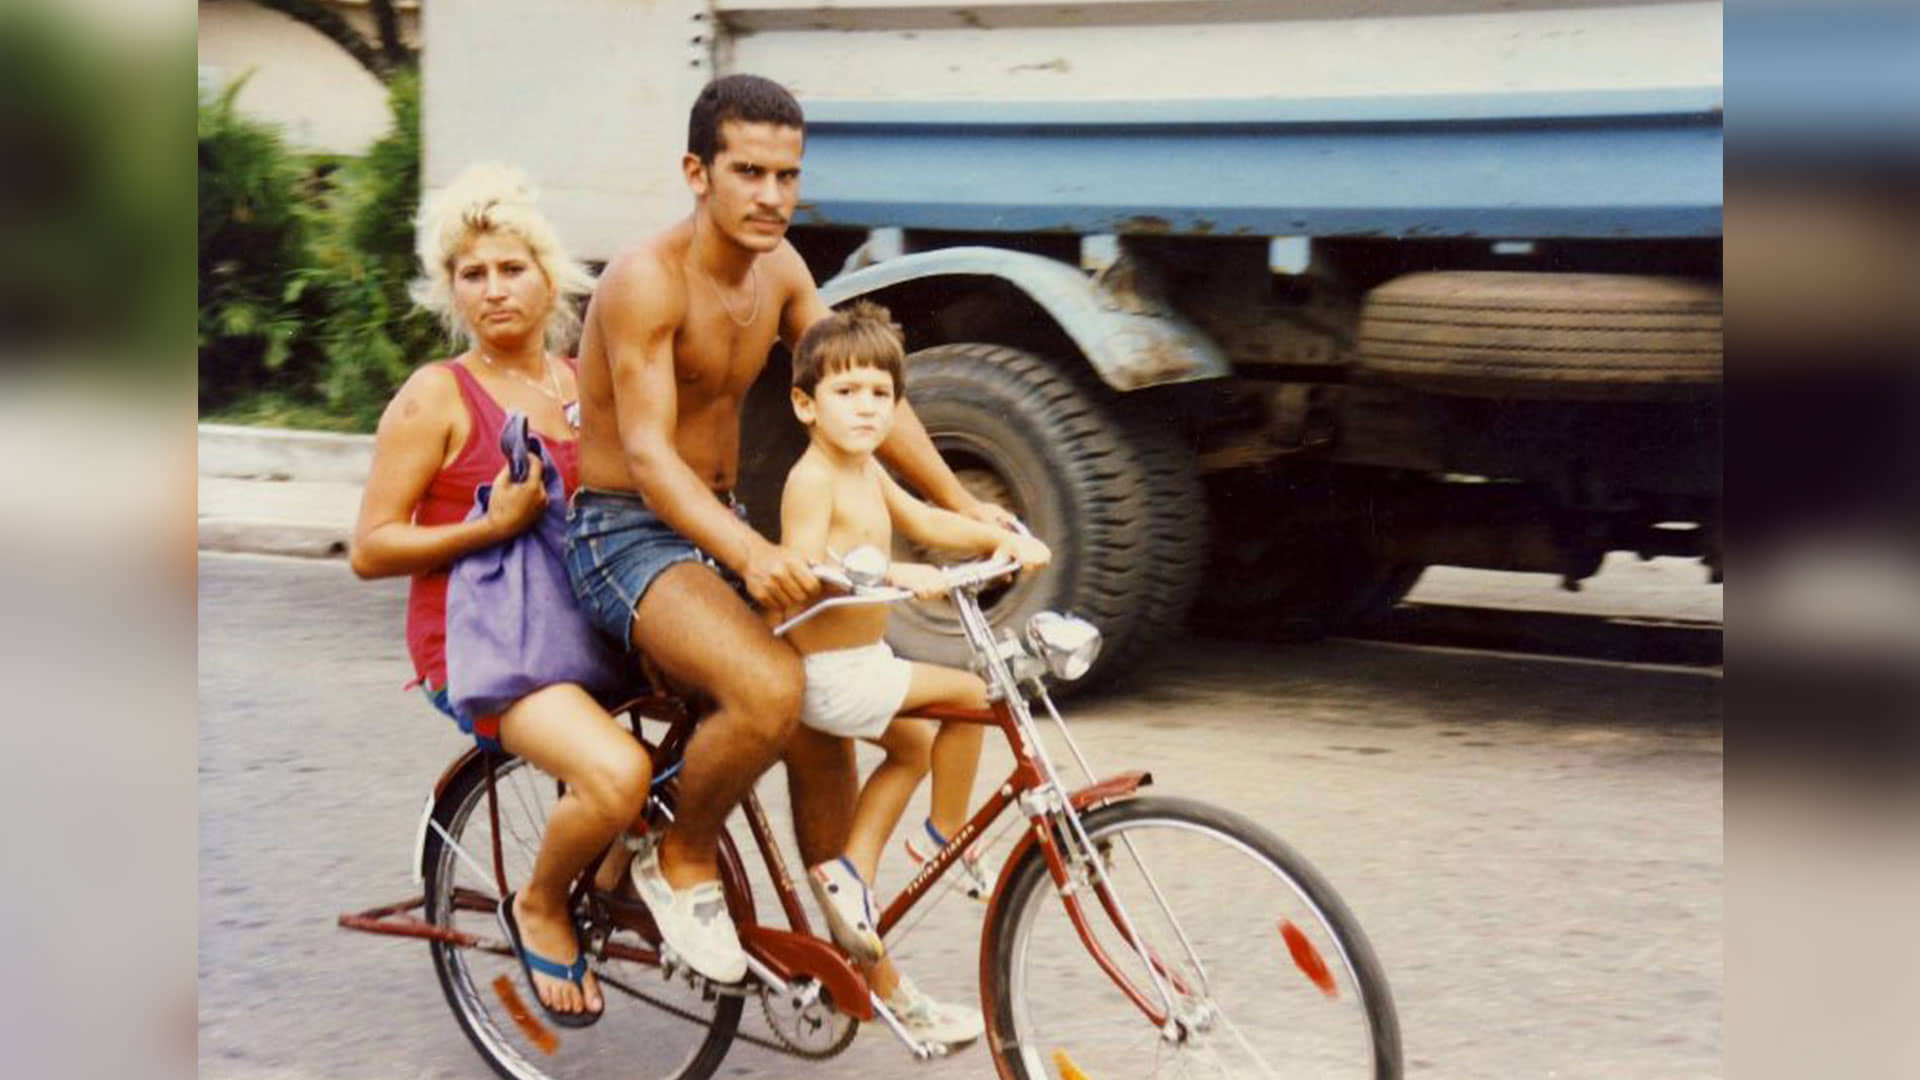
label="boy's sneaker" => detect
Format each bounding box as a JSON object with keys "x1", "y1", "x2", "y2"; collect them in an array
[
  {"x1": 883, "y1": 974, "x2": 985, "y2": 1049},
  {"x1": 808, "y1": 857, "x2": 885, "y2": 964},
  {"x1": 904, "y1": 818, "x2": 992, "y2": 901},
  {"x1": 627, "y1": 836, "x2": 748, "y2": 984}
]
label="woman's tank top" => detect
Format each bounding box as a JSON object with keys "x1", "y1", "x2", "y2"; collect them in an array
[{"x1": 404, "y1": 359, "x2": 581, "y2": 687}]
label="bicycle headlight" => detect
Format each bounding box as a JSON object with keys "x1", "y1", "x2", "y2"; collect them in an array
[{"x1": 1025, "y1": 611, "x2": 1102, "y2": 681}]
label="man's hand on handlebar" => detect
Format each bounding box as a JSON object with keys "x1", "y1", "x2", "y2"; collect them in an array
[
  {"x1": 743, "y1": 539, "x2": 819, "y2": 610},
  {"x1": 992, "y1": 532, "x2": 1052, "y2": 573},
  {"x1": 957, "y1": 496, "x2": 1020, "y2": 532}
]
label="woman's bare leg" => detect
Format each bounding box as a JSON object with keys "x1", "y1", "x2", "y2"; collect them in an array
[{"x1": 497, "y1": 683, "x2": 652, "y2": 1018}]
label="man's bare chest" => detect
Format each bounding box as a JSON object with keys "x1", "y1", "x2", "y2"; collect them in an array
[{"x1": 672, "y1": 320, "x2": 777, "y2": 403}]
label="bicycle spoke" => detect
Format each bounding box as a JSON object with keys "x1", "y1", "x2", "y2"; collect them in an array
[
  {"x1": 988, "y1": 797, "x2": 1398, "y2": 1080},
  {"x1": 428, "y1": 817, "x2": 501, "y2": 899},
  {"x1": 424, "y1": 753, "x2": 745, "y2": 1080}
]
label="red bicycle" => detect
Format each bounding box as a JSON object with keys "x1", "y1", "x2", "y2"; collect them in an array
[{"x1": 343, "y1": 554, "x2": 1401, "y2": 1079}]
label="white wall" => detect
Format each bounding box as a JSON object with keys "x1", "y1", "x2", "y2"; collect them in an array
[
  {"x1": 197, "y1": 0, "x2": 393, "y2": 155},
  {"x1": 420, "y1": 0, "x2": 715, "y2": 264}
]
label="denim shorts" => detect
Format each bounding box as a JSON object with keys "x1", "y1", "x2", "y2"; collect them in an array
[{"x1": 564, "y1": 487, "x2": 743, "y2": 652}]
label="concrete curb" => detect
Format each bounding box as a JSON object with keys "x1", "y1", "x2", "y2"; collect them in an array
[
  {"x1": 199, "y1": 423, "x2": 374, "y2": 483},
  {"x1": 198, "y1": 518, "x2": 353, "y2": 559}
]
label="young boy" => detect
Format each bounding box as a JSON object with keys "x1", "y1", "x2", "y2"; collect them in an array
[{"x1": 778, "y1": 302, "x2": 1051, "y2": 1045}]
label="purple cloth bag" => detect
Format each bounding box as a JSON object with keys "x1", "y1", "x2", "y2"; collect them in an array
[{"x1": 446, "y1": 416, "x2": 635, "y2": 725}]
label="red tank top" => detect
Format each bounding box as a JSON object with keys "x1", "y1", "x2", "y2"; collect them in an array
[{"x1": 405, "y1": 359, "x2": 581, "y2": 687}]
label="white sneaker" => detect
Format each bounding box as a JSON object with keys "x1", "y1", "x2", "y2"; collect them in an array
[
  {"x1": 904, "y1": 818, "x2": 991, "y2": 901},
  {"x1": 627, "y1": 838, "x2": 747, "y2": 984},
  {"x1": 808, "y1": 857, "x2": 885, "y2": 964},
  {"x1": 884, "y1": 974, "x2": 985, "y2": 1049}
]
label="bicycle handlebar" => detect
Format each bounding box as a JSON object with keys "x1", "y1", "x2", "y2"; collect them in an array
[{"x1": 771, "y1": 554, "x2": 1023, "y2": 638}]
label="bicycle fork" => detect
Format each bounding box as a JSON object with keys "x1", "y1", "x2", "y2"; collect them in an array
[{"x1": 1030, "y1": 793, "x2": 1209, "y2": 1041}]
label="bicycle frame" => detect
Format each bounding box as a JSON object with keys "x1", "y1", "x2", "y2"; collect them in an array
[{"x1": 339, "y1": 572, "x2": 1195, "y2": 1038}]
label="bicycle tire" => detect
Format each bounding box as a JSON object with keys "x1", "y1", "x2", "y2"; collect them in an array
[
  {"x1": 423, "y1": 752, "x2": 744, "y2": 1080},
  {"x1": 983, "y1": 795, "x2": 1402, "y2": 1079}
]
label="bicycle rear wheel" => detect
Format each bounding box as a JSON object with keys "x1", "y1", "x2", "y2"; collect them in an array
[
  {"x1": 423, "y1": 752, "x2": 743, "y2": 1080},
  {"x1": 984, "y1": 795, "x2": 1401, "y2": 1079}
]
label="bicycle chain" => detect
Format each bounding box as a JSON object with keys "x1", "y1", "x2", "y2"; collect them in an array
[{"x1": 594, "y1": 969, "x2": 860, "y2": 1060}]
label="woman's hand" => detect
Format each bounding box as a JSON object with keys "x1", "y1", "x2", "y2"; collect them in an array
[{"x1": 483, "y1": 461, "x2": 549, "y2": 539}]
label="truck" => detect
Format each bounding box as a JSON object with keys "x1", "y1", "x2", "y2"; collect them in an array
[{"x1": 423, "y1": 0, "x2": 1723, "y2": 689}]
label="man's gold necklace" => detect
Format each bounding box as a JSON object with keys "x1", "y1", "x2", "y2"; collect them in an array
[
  {"x1": 477, "y1": 350, "x2": 564, "y2": 403},
  {"x1": 695, "y1": 260, "x2": 761, "y2": 327}
]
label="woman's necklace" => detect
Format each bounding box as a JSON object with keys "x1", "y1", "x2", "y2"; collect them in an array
[
  {"x1": 478, "y1": 350, "x2": 562, "y2": 402},
  {"x1": 477, "y1": 350, "x2": 579, "y2": 430},
  {"x1": 694, "y1": 259, "x2": 761, "y2": 327}
]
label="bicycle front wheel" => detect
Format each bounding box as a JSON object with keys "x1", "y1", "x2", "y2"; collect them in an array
[
  {"x1": 985, "y1": 795, "x2": 1401, "y2": 1079},
  {"x1": 423, "y1": 752, "x2": 743, "y2": 1080}
]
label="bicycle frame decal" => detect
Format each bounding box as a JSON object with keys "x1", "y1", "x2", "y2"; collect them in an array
[{"x1": 741, "y1": 791, "x2": 810, "y2": 934}]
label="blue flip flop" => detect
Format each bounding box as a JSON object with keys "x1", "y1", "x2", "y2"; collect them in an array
[{"x1": 497, "y1": 891, "x2": 603, "y2": 1028}]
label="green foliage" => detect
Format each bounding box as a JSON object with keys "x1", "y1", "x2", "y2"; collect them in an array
[
  {"x1": 1, "y1": 6, "x2": 187, "y2": 378},
  {"x1": 197, "y1": 76, "x2": 325, "y2": 409},
  {"x1": 305, "y1": 69, "x2": 450, "y2": 427},
  {"x1": 197, "y1": 69, "x2": 449, "y2": 430}
]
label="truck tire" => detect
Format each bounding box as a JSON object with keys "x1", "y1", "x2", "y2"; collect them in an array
[
  {"x1": 888, "y1": 343, "x2": 1205, "y2": 693},
  {"x1": 1356, "y1": 271, "x2": 1721, "y2": 399}
]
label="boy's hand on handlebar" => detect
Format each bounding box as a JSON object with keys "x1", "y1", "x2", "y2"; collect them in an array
[
  {"x1": 483, "y1": 462, "x2": 548, "y2": 538},
  {"x1": 888, "y1": 562, "x2": 950, "y2": 600},
  {"x1": 993, "y1": 533, "x2": 1052, "y2": 572},
  {"x1": 744, "y1": 541, "x2": 818, "y2": 610}
]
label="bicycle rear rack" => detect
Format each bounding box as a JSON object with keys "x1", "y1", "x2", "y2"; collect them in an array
[{"x1": 338, "y1": 889, "x2": 492, "y2": 949}]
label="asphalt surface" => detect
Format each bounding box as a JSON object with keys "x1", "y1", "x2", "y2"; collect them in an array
[{"x1": 199, "y1": 552, "x2": 1721, "y2": 1079}]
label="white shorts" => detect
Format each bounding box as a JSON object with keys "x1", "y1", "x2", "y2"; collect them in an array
[{"x1": 800, "y1": 641, "x2": 913, "y2": 740}]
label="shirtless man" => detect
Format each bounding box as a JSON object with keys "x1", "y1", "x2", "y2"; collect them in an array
[{"x1": 565, "y1": 74, "x2": 1009, "y2": 984}]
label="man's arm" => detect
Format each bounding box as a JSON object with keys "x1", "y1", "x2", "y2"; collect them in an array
[
  {"x1": 877, "y1": 401, "x2": 1016, "y2": 528},
  {"x1": 600, "y1": 257, "x2": 815, "y2": 608}
]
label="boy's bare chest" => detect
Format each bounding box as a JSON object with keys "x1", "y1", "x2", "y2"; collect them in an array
[{"x1": 828, "y1": 477, "x2": 892, "y2": 549}]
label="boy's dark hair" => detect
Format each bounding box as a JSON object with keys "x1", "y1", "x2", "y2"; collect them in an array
[
  {"x1": 687, "y1": 75, "x2": 805, "y2": 164},
  {"x1": 793, "y1": 301, "x2": 906, "y2": 398}
]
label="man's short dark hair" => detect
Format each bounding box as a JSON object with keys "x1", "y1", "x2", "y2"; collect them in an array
[
  {"x1": 687, "y1": 75, "x2": 805, "y2": 164},
  {"x1": 793, "y1": 301, "x2": 906, "y2": 399}
]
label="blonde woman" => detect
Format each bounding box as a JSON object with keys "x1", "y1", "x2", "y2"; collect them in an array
[{"x1": 350, "y1": 163, "x2": 641, "y2": 1026}]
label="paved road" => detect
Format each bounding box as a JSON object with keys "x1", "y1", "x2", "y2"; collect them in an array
[{"x1": 199, "y1": 553, "x2": 1721, "y2": 1079}]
